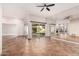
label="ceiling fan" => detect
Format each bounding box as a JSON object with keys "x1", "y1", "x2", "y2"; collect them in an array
[
  {"x1": 64, "y1": 15, "x2": 73, "y2": 19},
  {"x1": 36, "y1": 3, "x2": 55, "y2": 11}
]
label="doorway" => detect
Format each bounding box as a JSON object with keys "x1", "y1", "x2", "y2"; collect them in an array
[{"x1": 32, "y1": 22, "x2": 45, "y2": 38}]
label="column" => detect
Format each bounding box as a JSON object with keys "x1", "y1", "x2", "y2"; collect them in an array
[
  {"x1": 0, "y1": 22, "x2": 2, "y2": 55},
  {"x1": 45, "y1": 23, "x2": 51, "y2": 37},
  {"x1": 27, "y1": 21, "x2": 32, "y2": 39}
]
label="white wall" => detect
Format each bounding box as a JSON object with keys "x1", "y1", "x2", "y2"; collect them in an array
[
  {"x1": 3, "y1": 24, "x2": 18, "y2": 35},
  {"x1": 68, "y1": 20, "x2": 79, "y2": 36},
  {"x1": 2, "y1": 18, "x2": 24, "y2": 36},
  {"x1": 0, "y1": 4, "x2": 2, "y2": 55}
]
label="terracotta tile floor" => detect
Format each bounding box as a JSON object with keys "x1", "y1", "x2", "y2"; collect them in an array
[{"x1": 2, "y1": 36, "x2": 79, "y2": 56}]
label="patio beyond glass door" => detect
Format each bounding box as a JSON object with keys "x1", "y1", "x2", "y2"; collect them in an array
[{"x1": 32, "y1": 23, "x2": 45, "y2": 37}]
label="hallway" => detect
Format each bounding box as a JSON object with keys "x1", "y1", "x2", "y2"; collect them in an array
[{"x1": 2, "y1": 36, "x2": 79, "y2": 56}]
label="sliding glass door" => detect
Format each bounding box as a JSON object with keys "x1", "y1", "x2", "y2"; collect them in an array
[{"x1": 32, "y1": 23, "x2": 45, "y2": 37}]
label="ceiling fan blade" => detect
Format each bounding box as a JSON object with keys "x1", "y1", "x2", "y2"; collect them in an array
[
  {"x1": 36, "y1": 3, "x2": 46, "y2": 7},
  {"x1": 41, "y1": 8, "x2": 44, "y2": 11},
  {"x1": 64, "y1": 16, "x2": 71, "y2": 19},
  {"x1": 46, "y1": 7, "x2": 50, "y2": 11},
  {"x1": 47, "y1": 4, "x2": 55, "y2": 7},
  {"x1": 36, "y1": 6, "x2": 44, "y2": 7}
]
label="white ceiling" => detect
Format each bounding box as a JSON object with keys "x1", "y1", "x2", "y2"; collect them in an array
[{"x1": 2, "y1": 3, "x2": 79, "y2": 18}]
